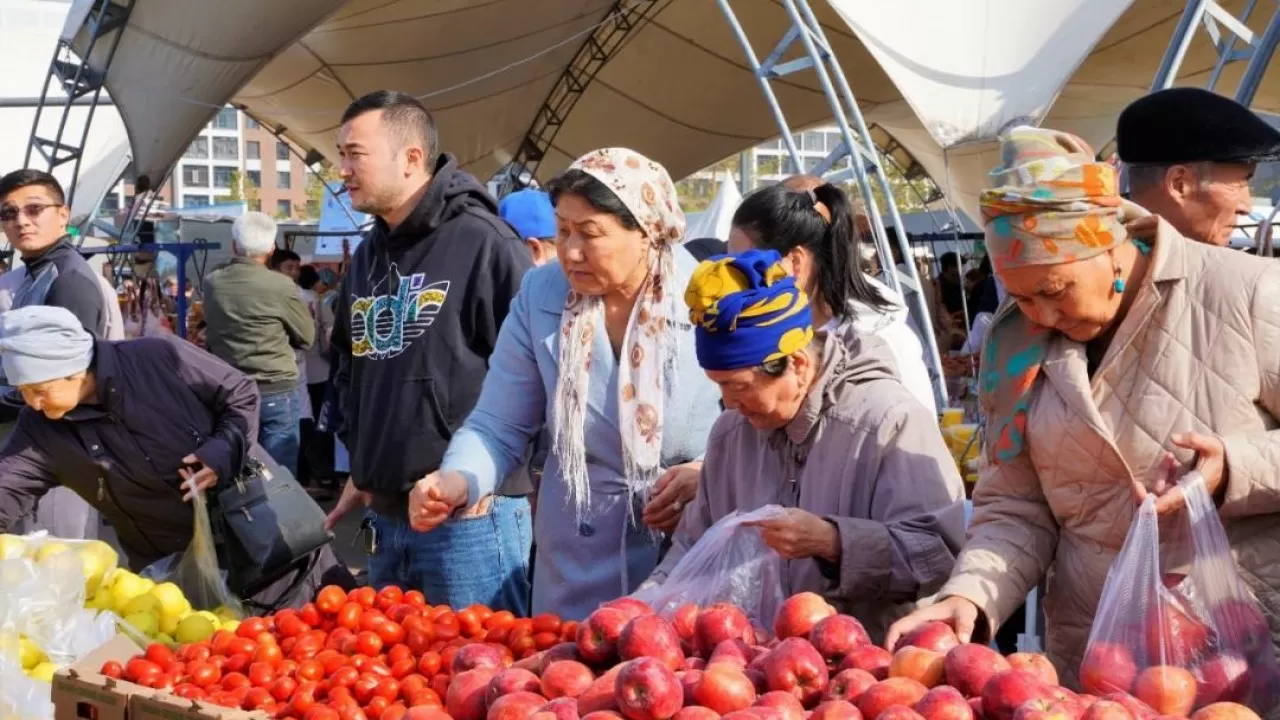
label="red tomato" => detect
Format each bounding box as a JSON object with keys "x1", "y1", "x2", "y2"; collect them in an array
[
  {"x1": 242, "y1": 687, "x2": 273, "y2": 711},
  {"x1": 380, "y1": 703, "x2": 407, "y2": 720},
  {"x1": 326, "y1": 627, "x2": 354, "y2": 651},
  {"x1": 531, "y1": 613, "x2": 561, "y2": 635},
  {"x1": 402, "y1": 591, "x2": 426, "y2": 608},
  {"x1": 296, "y1": 659, "x2": 324, "y2": 683},
  {"x1": 432, "y1": 622, "x2": 459, "y2": 643},
  {"x1": 188, "y1": 661, "x2": 222, "y2": 688},
  {"x1": 173, "y1": 683, "x2": 206, "y2": 700},
  {"x1": 428, "y1": 675, "x2": 449, "y2": 702},
  {"x1": 226, "y1": 637, "x2": 258, "y2": 658},
  {"x1": 224, "y1": 654, "x2": 251, "y2": 674},
  {"x1": 271, "y1": 676, "x2": 299, "y2": 702},
  {"x1": 387, "y1": 658, "x2": 416, "y2": 681},
  {"x1": 352, "y1": 673, "x2": 381, "y2": 705},
  {"x1": 181, "y1": 643, "x2": 213, "y2": 663},
  {"x1": 248, "y1": 661, "x2": 276, "y2": 686},
  {"x1": 124, "y1": 658, "x2": 162, "y2": 683},
  {"x1": 357, "y1": 611, "x2": 387, "y2": 634},
  {"x1": 533, "y1": 632, "x2": 559, "y2": 650},
  {"x1": 404, "y1": 629, "x2": 434, "y2": 657},
  {"x1": 415, "y1": 651, "x2": 441, "y2": 678},
  {"x1": 483, "y1": 628, "x2": 510, "y2": 645},
  {"x1": 376, "y1": 623, "x2": 405, "y2": 647},
  {"x1": 291, "y1": 682, "x2": 321, "y2": 716},
  {"x1": 454, "y1": 608, "x2": 481, "y2": 638},
  {"x1": 374, "y1": 587, "x2": 403, "y2": 611},
  {"x1": 237, "y1": 617, "x2": 269, "y2": 639},
  {"x1": 400, "y1": 615, "x2": 427, "y2": 636},
  {"x1": 354, "y1": 631, "x2": 383, "y2": 657},
  {"x1": 222, "y1": 672, "x2": 251, "y2": 690},
  {"x1": 145, "y1": 642, "x2": 177, "y2": 666},
  {"x1": 385, "y1": 604, "x2": 416, "y2": 625},
  {"x1": 398, "y1": 674, "x2": 427, "y2": 700},
  {"x1": 305, "y1": 706, "x2": 341, "y2": 720},
  {"x1": 407, "y1": 689, "x2": 441, "y2": 708},
  {"x1": 299, "y1": 603, "x2": 323, "y2": 627},
  {"x1": 364, "y1": 697, "x2": 390, "y2": 719},
  {"x1": 483, "y1": 611, "x2": 516, "y2": 631},
  {"x1": 256, "y1": 642, "x2": 285, "y2": 667},
  {"x1": 316, "y1": 586, "x2": 347, "y2": 615},
  {"x1": 371, "y1": 678, "x2": 399, "y2": 703},
  {"x1": 348, "y1": 586, "x2": 376, "y2": 608},
  {"x1": 100, "y1": 660, "x2": 124, "y2": 679},
  {"x1": 316, "y1": 650, "x2": 348, "y2": 675},
  {"x1": 277, "y1": 615, "x2": 309, "y2": 639},
  {"x1": 337, "y1": 603, "x2": 363, "y2": 631},
  {"x1": 559, "y1": 621, "x2": 579, "y2": 643},
  {"x1": 211, "y1": 629, "x2": 236, "y2": 655},
  {"x1": 338, "y1": 705, "x2": 368, "y2": 720},
  {"x1": 328, "y1": 665, "x2": 359, "y2": 690}
]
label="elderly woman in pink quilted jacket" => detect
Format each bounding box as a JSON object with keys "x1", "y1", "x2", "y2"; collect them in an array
[{"x1": 886, "y1": 126, "x2": 1280, "y2": 688}]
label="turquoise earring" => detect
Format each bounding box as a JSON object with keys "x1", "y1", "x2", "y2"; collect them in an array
[{"x1": 1113, "y1": 265, "x2": 1126, "y2": 294}]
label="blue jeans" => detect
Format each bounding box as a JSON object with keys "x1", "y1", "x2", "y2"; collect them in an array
[
  {"x1": 366, "y1": 496, "x2": 532, "y2": 615},
  {"x1": 258, "y1": 390, "x2": 300, "y2": 477}
]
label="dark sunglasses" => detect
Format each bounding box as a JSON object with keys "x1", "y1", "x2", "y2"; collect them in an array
[{"x1": 0, "y1": 203, "x2": 62, "y2": 223}]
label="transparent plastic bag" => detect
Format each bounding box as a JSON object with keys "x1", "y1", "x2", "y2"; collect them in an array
[
  {"x1": 633, "y1": 505, "x2": 788, "y2": 627},
  {"x1": 0, "y1": 647, "x2": 54, "y2": 720},
  {"x1": 1082, "y1": 472, "x2": 1280, "y2": 714},
  {"x1": 139, "y1": 489, "x2": 244, "y2": 618}
]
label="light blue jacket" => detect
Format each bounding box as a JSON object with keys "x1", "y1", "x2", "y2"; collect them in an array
[{"x1": 441, "y1": 247, "x2": 721, "y2": 620}]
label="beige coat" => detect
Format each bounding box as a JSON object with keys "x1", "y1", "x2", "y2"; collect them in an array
[
  {"x1": 653, "y1": 333, "x2": 968, "y2": 642},
  {"x1": 941, "y1": 219, "x2": 1280, "y2": 686}
]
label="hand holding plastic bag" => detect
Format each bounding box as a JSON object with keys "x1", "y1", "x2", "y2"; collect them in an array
[
  {"x1": 632, "y1": 504, "x2": 788, "y2": 627},
  {"x1": 1082, "y1": 472, "x2": 1280, "y2": 715},
  {"x1": 139, "y1": 487, "x2": 244, "y2": 618}
]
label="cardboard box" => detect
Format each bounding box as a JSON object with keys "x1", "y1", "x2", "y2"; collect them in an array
[{"x1": 53, "y1": 634, "x2": 267, "y2": 720}]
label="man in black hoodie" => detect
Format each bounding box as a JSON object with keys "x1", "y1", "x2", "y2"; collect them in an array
[{"x1": 327, "y1": 90, "x2": 534, "y2": 613}]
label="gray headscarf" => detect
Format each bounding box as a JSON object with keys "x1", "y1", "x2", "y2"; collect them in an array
[{"x1": 0, "y1": 305, "x2": 94, "y2": 386}]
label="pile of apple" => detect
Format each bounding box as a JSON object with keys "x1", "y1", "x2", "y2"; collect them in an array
[{"x1": 99, "y1": 588, "x2": 1267, "y2": 720}]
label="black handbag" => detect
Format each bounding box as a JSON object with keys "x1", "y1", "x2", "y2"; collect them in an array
[{"x1": 210, "y1": 447, "x2": 334, "y2": 604}]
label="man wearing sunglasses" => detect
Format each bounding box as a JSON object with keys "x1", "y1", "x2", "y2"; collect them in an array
[{"x1": 0, "y1": 169, "x2": 113, "y2": 541}]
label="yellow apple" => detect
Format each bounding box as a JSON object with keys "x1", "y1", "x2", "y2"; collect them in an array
[
  {"x1": 32, "y1": 541, "x2": 72, "y2": 563},
  {"x1": 175, "y1": 614, "x2": 217, "y2": 644},
  {"x1": 28, "y1": 661, "x2": 59, "y2": 682},
  {"x1": 0, "y1": 533, "x2": 28, "y2": 559},
  {"x1": 123, "y1": 611, "x2": 159, "y2": 638},
  {"x1": 18, "y1": 636, "x2": 45, "y2": 670},
  {"x1": 75, "y1": 541, "x2": 119, "y2": 596}
]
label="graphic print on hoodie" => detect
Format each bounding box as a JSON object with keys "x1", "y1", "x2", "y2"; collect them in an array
[{"x1": 331, "y1": 153, "x2": 532, "y2": 509}]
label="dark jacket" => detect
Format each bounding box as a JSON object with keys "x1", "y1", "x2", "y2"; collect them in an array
[
  {"x1": 332, "y1": 153, "x2": 531, "y2": 513},
  {"x1": 203, "y1": 258, "x2": 315, "y2": 394},
  {"x1": 0, "y1": 336, "x2": 259, "y2": 567}
]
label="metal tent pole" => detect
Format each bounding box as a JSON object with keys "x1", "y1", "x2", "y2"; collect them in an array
[{"x1": 714, "y1": 0, "x2": 948, "y2": 410}]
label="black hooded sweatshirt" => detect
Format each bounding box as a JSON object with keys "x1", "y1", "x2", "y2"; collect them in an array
[{"x1": 331, "y1": 154, "x2": 532, "y2": 516}]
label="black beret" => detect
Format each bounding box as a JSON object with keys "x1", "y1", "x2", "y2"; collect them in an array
[{"x1": 1116, "y1": 87, "x2": 1280, "y2": 165}]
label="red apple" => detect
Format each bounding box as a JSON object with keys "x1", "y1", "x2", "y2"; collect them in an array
[
  {"x1": 695, "y1": 666, "x2": 759, "y2": 715},
  {"x1": 840, "y1": 646, "x2": 895, "y2": 681},
  {"x1": 697, "y1": 605, "x2": 755, "y2": 658},
  {"x1": 684, "y1": 657, "x2": 708, "y2": 672},
  {"x1": 1190, "y1": 703, "x2": 1263, "y2": 720},
  {"x1": 774, "y1": 593, "x2": 837, "y2": 640},
  {"x1": 546, "y1": 643, "x2": 587, "y2": 667},
  {"x1": 879, "y1": 707, "x2": 927, "y2": 720},
  {"x1": 456, "y1": 644, "x2": 509, "y2": 674},
  {"x1": 979, "y1": 670, "x2": 1056, "y2": 720},
  {"x1": 679, "y1": 669, "x2": 703, "y2": 705},
  {"x1": 1098, "y1": 695, "x2": 1156, "y2": 720},
  {"x1": 968, "y1": 698, "x2": 983, "y2": 720},
  {"x1": 578, "y1": 667, "x2": 623, "y2": 715},
  {"x1": 490, "y1": 669, "x2": 545, "y2": 703},
  {"x1": 890, "y1": 647, "x2": 946, "y2": 688},
  {"x1": 404, "y1": 710, "x2": 453, "y2": 720},
  {"x1": 811, "y1": 701, "x2": 863, "y2": 720},
  {"x1": 603, "y1": 598, "x2": 655, "y2": 621},
  {"x1": 540, "y1": 698, "x2": 581, "y2": 720},
  {"x1": 858, "y1": 679, "x2": 930, "y2": 720},
  {"x1": 619, "y1": 615, "x2": 686, "y2": 671},
  {"x1": 449, "y1": 668, "x2": 502, "y2": 720},
  {"x1": 614, "y1": 658, "x2": 682, "y2": 720},
  {"x1": 809, "y1": 615, "x2": 871, "y2": 664},
  {"x1": 824, "y1": 669, "x2": 878, "y2": 703},
  {"x1": 746, "y1": 668, "x2": 769, "y2": 696},
  {"x1": 1005, "y1": 655, "x2": 1057, "y2": 688},
  {"x1": 673, "y1": 605, "x2": 700, "y2": 653},
  {"x1": 490, "y1": 692, "x2": 551, "y2": 720},
  {"x1": 759, "y1": 638, "x2": 830, "y2": 706},
  {"x1": 1080, "y1": 644, "x2": 1138, "y2": 696},
  {"x1": 543, "y1": 661, "x2": 595, "y2": 700},
  {"x1": 895, "y1": 623, "x2": 960, "y2": 654},
  {"x1": 914, "y1": 686, "x2": 974, "y2": 720},
  {"x1": 579, "y1": 608, "x2": 632, "y2": 664},
  {"x1": 1196, "y1": 653, "x2": 1252, "y2": 707},
  {"x1": 944, "y1": 644, "x2": 1011, "y2": 698},
  {"x1": 710, "y1": 639, "x2": 755, "y2": 671},
  {"x1": 756, "y1": 691, "x2": 806, "y2": 720},
  {"x1": 1210, "y1": 600, "x2": 1270, "y2": 664},
  {"x1": 516, "y1": 651, "x2": 549, "y2": 675},
  {"x1": 1133, "y1": 667, "x2": 1196, "y2": 718},
  {"x1": 582, "y1": 714, "x2": 626, "y2": 720},
  {"x1": 1011, "y1": 700, "x2": 1071, "y2": 720},
  {"x1": 1080, "y1": 701, "x2": 1133, "y2": 720},
  {"x1": 673, "y1": 709, "x2": 722, "y2": 720},
  {"x1": 1144, "y1": 602, "x2": 1209, "y2": 666}
]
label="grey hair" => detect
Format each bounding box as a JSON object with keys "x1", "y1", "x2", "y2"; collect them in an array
[
  {"x1": 1126, "y1": 161, "x2": 1215, "y2": 195},
  {"x1": 231, "y1": 212, "x2": 278, "y2": 257}
]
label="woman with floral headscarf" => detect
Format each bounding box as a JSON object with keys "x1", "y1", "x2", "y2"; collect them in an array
[
  {"x1": 408, "y1": 149, "x2": 721, "y2": 618},
  {"x1": 887, "y1": 127, "x2": 1280, "y2": 690},
  {"x1": 646, "y1": 249, "x2": 965, "y2": 641}
]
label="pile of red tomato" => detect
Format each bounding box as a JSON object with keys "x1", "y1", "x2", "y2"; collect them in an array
[{"x1": 99, "y1": 585, "x2": 576, "y2": 720}]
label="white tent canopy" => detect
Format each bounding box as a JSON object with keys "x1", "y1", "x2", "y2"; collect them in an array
[
  {"x1": 64, "y1": 0, "x2": 1280, "y2": 222},
  {"x1": 685, "y1": 172, "x2": 742, "y2": 242},
  {"x1": 1, "y1": 0, "x2": 130, "y2": 222}
]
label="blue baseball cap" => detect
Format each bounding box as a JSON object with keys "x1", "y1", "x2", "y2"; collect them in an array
[{"x1": 499, "y1": 189, "x2": 556, "y2": 241}]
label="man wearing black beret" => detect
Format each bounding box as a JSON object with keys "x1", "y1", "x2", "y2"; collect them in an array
[{"x1": 1118, "y1": 87, "x2": 1280, "y2": 246}]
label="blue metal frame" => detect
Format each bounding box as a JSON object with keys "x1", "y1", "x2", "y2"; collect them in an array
[
  {"x1": 80, "y1": 242, "x2": 221, "y2": 340},
  {"x1": 714, "y1": 0, "x2": 948, "y2": 410},
  {"x1": 1151, "y1": 0, "x2": 1280, "y2": 105}
]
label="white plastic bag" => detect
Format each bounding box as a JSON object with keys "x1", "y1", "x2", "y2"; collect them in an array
[
  {"x1": 1083, "y1": 472, "x2": 1280, "y2": 714},
  {"x1": 633, "y1": 505, "x2": 788, "y2": 627},
  {"x1": 139, "y1": 489, "x2": 244, "y2": 618}
]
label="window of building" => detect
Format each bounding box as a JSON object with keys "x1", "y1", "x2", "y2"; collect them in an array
[
  {"x1": 246, "y1": 141, "x2": 260, "y2": 160},
  {"x1": 102, "y1": 193, "x2": 120, "y2": 212},
  {"x1": 212, "y1": 108, "x2": 238, "y2": 131},
  {"x1": 214, "y1": 167, "x2": 235, "y2": 189},
  {"x1": 183, "y1": 195, "x2": 211, "y2": 208},
  {"x1": 277, "y1": 171, "x2": 291, "y2": 189},
  {"x1": 212, "y1": 137, "x2": 239, "y2": 161},
  {"x1": 825, "y1": 132, "x2": 843, "y2": 153},
  {"x1": 803, "y1": 132, "x2": 824, "y2": 153},
  {"x1": 246, "y1": 117, "x2": 260, "y2": 130},
  {"x1": 246, "y1": 170, "x2": 261, "y2": 187},
  {"x1": 276, "y1": 142, "x2": 290, "y2": 160},
  {"x1": 183, "y1": 138, "x2": 209, "y2": 160},
  {"x1": 277, "y1": 199, "x2": 292, "y2": 217},
  {"x1": 182, "y1": 165, "x2": 209, "y2": 188}
]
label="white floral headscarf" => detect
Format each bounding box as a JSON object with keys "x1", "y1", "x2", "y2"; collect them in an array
[{"x1": 554, "y1": 148, "x2": 686, "y2": 521}]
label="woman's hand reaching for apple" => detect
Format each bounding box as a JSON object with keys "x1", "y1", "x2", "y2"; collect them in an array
[{"x1": 884, "y1": 596, "x2": 980, "y2": 650}]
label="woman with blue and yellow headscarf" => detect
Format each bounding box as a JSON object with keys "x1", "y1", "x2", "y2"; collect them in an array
[
  {"x1": 645, "y1": 249, "x2": 965, "y2": 642},
  {"x1": 886, "y1": 126, "x2": 1280, "y2": 698}
]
